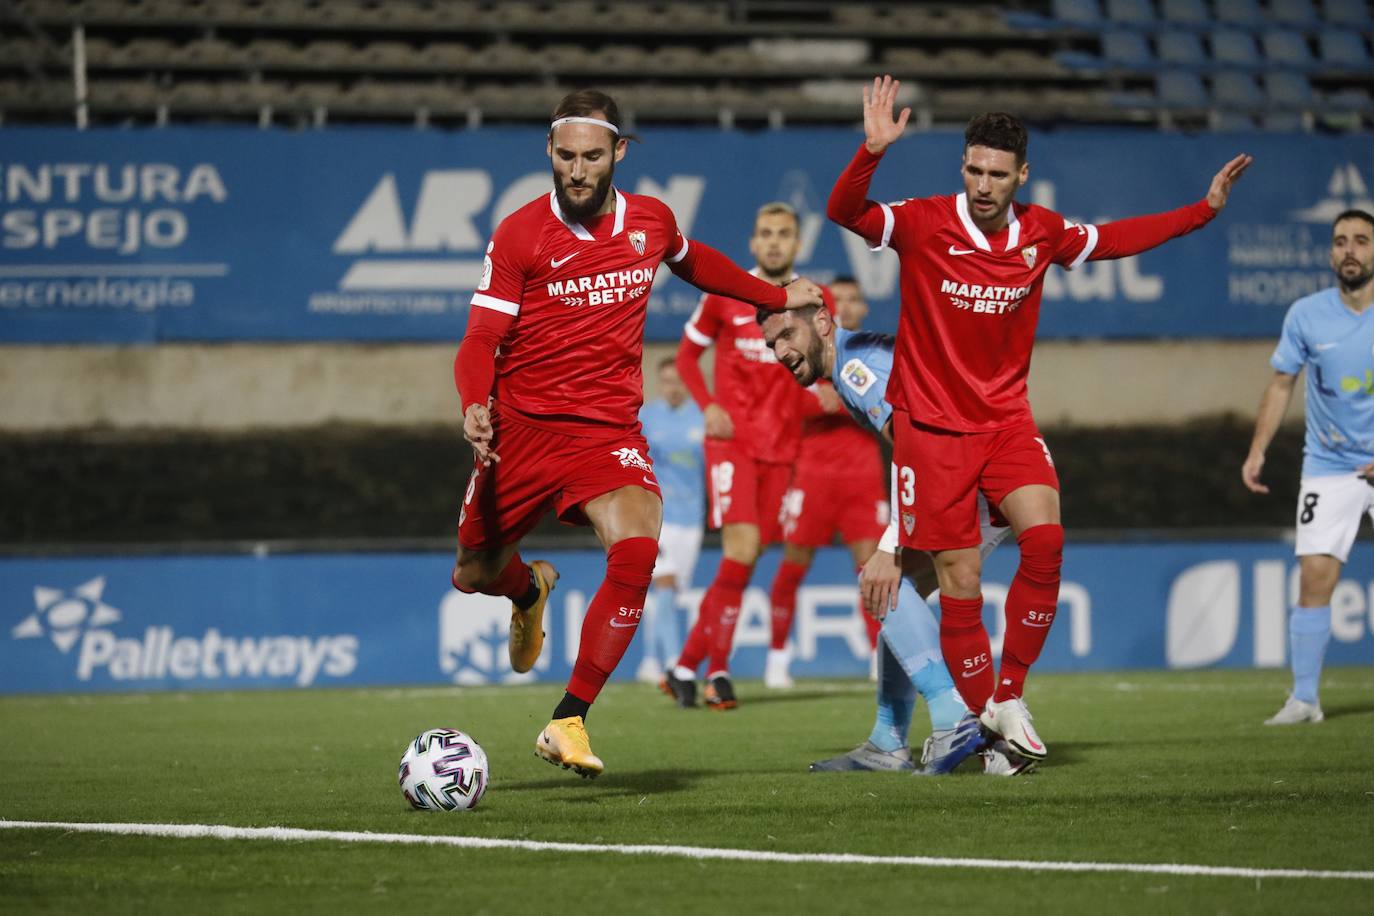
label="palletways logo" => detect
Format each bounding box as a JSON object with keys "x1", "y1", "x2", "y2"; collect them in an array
[{"x1": 10, "y1": 576, "x2": 358, "y2": 686}]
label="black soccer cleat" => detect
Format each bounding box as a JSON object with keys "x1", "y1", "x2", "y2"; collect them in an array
[
  {"x1": 704, "y1": 673, "x2": 738, "y2": 710},
  {"x1": 661, "y1": 671, "x2": 697, "y2": 708}
]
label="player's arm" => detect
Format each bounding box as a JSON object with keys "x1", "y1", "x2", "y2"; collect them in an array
[
  {"x1": 1242, "y1": 371, "x2": 1297, "y2": 494},
  {"x1": 1074, "y1": 154, "x2": 1253, "y2": 263},
  {"x1": 827, "y1": 75, "x2": 910, "y2": 246},
  {"x1": 675, "y1": 328, "x2": 735, "y2": 440},
  {"x1": 860, "y1": 461, "x2": 903, "y2": 617},
  {"x1": 668, "y1": 239, "x2": 821, "y2": 310}
]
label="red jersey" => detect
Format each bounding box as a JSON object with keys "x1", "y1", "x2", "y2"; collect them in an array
[
  {"x1": 684, "y1": 280, "x2": 805, "y2": 463},
  {"x1": 799, "y1": 383, "x2": 875, "y2": 472},
  {"x1": 471, "y1": 188, "x2": 686, "y2": 435},
  {"x1": 829, "y1": 145, "x2": 1215, "y2": 433}
]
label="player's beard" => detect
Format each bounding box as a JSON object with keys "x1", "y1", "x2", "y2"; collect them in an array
[
  {"x1": 554, "y1": 164, "x2": 615, "y2": 224},
  {"x1": 1338, "y1": 257, "x2": 1374, "y2": 293},
  {"x1": 789, "y1": 334, "x2": 826, "y2": 387}
]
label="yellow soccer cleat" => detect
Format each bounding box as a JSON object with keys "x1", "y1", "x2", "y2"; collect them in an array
[
  {"x1": 509, "y1": 560, "x2": 557, "y2": 673},
  {"x1": 534, "y1": 716, "x2": 604, "y2": 779}
]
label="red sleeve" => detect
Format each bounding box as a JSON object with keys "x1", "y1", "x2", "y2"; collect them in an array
[
  {"x1": 668, "y1": 240, "x2": 787, "y2": 310},
  {"x1": 1054, "y1": 200, "x2": 1216, "y2": 267},
  {"x1": 454, "y1": 305, "x2": 515, "y2": 414},
  {"x1": 675, "y1": 334, "x2": 714, "y2": 411},
  {"x1": 826, "y1": 144, "x2": 895, "y2": 250}
]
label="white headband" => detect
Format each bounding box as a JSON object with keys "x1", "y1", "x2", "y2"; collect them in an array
[{"x1": 550, "y1": 116, "x2": 620, "y2": 135}]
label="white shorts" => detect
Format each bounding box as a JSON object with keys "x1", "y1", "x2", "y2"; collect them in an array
[
  {"x1": 1295, "y1": 473, "x2": 1374, "y2": 563},
  {"x1": 653, "y1": 521, "x2": 703, "y2": 585}
]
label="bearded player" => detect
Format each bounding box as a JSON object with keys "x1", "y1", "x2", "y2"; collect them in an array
[
  {"x1": 827, "y1": 76, "x2": 1250, "y2": 761},
  {"x1": 453, "y1": 89, "x2": 822, "y2": 778}
]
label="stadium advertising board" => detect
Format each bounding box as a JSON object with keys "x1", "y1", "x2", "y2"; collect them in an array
[
  {"x1": 0, "y1": 127, "x2": 1369, "y2": 343},
  {"x1": 2, "y1": 541, "x2": 1372, "y2": 694}
]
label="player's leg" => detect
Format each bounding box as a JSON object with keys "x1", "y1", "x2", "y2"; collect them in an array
[
  {"x1": 1268, "y1": 475, "x2": 1360, "y2": 724},
  {"x1": 641, "y1": 523, "x2": 686, "y2": 685},
  {"x1": 767, "y1": 539, "x2": 813, "y2": 689},
  {"x1": 809, "y1": 635, "x2": 917, "y2": 772},
  {"x1": 452, "y1": 431, "x2": 562, "y2": 674}
]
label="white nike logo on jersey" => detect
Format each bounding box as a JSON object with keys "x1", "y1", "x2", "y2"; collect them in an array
[
  {"x1": 948, "y1": 245, "x2": 977, "y2": 256},
  {"x1": 608, "y1": 619, "x2": 639, "y2": 629},
  {"x1": 551, "y1": 252, "x2": 579, "y2": 268},
  {"x1": 961, "y1": 663, "x2": 990, "y2": 678},
  {"x1": 1315, "y1": 342, "x2": 1339, "y2": 351},
  {"x1": 731, "y1": 315, "x2": 756, "y2": 326}
]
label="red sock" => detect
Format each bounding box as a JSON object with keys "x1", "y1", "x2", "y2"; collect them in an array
[
  {"x1": 940, "y1": 594, "x2": 993, "y2": 712},
  {"x1": 566, "y1": 537, "x2": 657, "y2": 703},
  {"x1": 707, "y1": 559, "x2": 755, "y2": 673},
  {"x1": 453, "y1": 553, "x2": 531, "y2": 599},
  {"x1": 678, "y1": 558, "x2": 753, "y2": 672},
  {"x1": 994, "y1": 524, "x2": 1064, "y2": 702},
  {"x1": 768, "y1": 559, "x2": 808, "y2": 650}
]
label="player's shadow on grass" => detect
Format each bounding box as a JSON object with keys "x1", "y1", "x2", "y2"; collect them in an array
[
  {"x1": 1320, "y1": 701, "x2": 1374, "y2": 720},
  {"x1": 735, "y1": 689, "x2": 863, "y2": 707},
  {"x1": 500, "y1": 767, "x2": 751, "y2": 799}
]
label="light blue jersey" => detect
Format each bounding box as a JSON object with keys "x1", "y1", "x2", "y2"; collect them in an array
[
  {"x1": 640, "y1": 399, "x2": 705, "y2": 527},
  {"x1": 831, "y1": 327, "x2": 896, "y2": 435},
  {"x1": 1272, "y1": 287, "x2": 1374, "y2": 476}
]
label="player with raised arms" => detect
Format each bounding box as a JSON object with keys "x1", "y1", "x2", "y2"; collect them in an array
[
  {"x1": 828, "y1": 76, "x2": 1250, "y2": 761},
  {"x1": 759, "y1": 304, "x2": 1029, "y2": 775},
  {"x1": 452, "y1": 89, "x2": 823, "y2": 778}
]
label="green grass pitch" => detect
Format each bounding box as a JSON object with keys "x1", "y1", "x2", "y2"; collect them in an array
[{"x1": 2, "y1": 667, "x2": 1372, "y2": 915}]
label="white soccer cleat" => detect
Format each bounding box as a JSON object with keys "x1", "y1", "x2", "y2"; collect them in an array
[
  {"x1": 981, "y1": 739, "x2": 1037, "y2": 777},
  {"x1": 1264, "y1": 695, "x2": 1324, "y2": 725},
  {"x1": 764, "y1": 648, "x2": 794, "y2": 689},
  {"x1": 635, "y1": 656, "x2": 663, "y2": 685},
  {"x1": 980, "y1": 696, "x2": 1047, "y2": 761}
]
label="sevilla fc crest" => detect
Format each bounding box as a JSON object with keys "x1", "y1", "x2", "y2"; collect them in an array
[
  {"x1": 628, "y1": 229, "x2": 647, "y2": 256},
  {"x1": 1020, "y1": 245, "x2": 1038, "y2": 269},
  {"x1": 901, "y1": 512, "x2": 916, "y2": 536}
]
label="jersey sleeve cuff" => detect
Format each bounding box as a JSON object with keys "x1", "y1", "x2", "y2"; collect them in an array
[
  {"x1": 683, "y1": 321, "x2": 712, "y2": 347},
  {"x1": 666, "y1": 238, "x2": 690, "y2": 263},
  {"x1": 470, "y1": 293, "x2": 520, "y2": 316},
  {"x1": 1066, "y1": 223, "x2": 1099, "y2": 270}
]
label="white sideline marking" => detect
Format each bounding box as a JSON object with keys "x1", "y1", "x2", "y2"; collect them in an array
[{"x1": 2, "y1": 820, "x2": 1372, "y2": 881}]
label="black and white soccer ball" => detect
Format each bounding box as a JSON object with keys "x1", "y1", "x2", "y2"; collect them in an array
[{"x1": 398, "y1": 728, "x2": 489, "y2": 811}]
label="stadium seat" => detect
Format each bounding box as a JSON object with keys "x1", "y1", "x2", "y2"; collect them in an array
[
  {"x1": 1157, "y1": 31, "x2": 1208, "y2": 67},
  {"x1": 1104, "y1": 0, "x2": 1154, "y2": 26},
  {"x1": 1322, "y1": 0, "x2": 1371, "y2": 26},
  {"x1": 1101, "y1": 31, "x2": 1154, "y2": 66},
  {"x1": 1262, "y1": 30, "x2": 1315, "y2": 67},
  {"x1": 1052, "y1": 0, "x2": 1103, "y2": 26},
  {"x1": 1157, "y1": 71, "x2": 1209, "y2": 106},
  {"x1": 1324, "y1": 86, "x2": 1373, "y2": 110},
  {"x1": 1210, "y1": 30, "x2": 1261, "y2": 67},
  {"x1": 1268, "y1": 0, "x2": 1321, "y2": 25},
  {"x1": 1212, "y1": 71, "x2": 1264, "y2": 107},
  {"x1": 1159, "y1": 0, "x2": 1210, "y2": 27},
  {"x1": 1259, "y1": 111, "x2": 1307, "y2": 131},
  {"x1": 1210, "y1": 110, "x2": 1256, "y2": 130},
  {"x1": 1214, "y1": 0, "x2": 1265, "y2": 25},
  {"x1": 1266, "y1": 71, "x2": 1316, "y2": 107},
  {"x1": 1319, "y1": 30, "x2": 1371, "y2": 68}
]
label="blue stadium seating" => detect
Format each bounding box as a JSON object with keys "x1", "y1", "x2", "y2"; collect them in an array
[
  {"x1": 1157, "y1": 71, "x2": 1209, "y2": 106},
  {"x1": 1213, "y1": 0, "x2": 1265, "y2": 26},
  {"x1": 1320, "y1": 30, "x2": 1371, "y2": 68},
  {"x1": 1157, "y1": 30, "x2": 1209, "y2": 67},
  {"x1": 1159, "y1": 0, "x2": 1210, "y2": 27},
  {"x1": 1262, "y1": 30, "x2": 1315, "y2": 68},
  {"x1": 1052, "y1": 0, "x2": 1103, "y2": 26},
  {"x1": 1105, "y1": 0, "x2": 1155, "y2": 26},
  {"x1": 1266, "y1": 71, "x2": 1316, "y2": 107},
  {"x1": 1323, "y1": 0, "x2": 1372, "y2": 26},
  {"x1": 1212, "y1": 71, "x2": 1264, "y2": 107},
  {"x1": 1101, "y1": 30, "x2": 1154, "y2": 65},
  {"x1": 1268, "y1": 0, "x2": 1322, "y2": 26},
  {"x1": 1211, "y1": 29, "x2": 1261, "y2": 67}
]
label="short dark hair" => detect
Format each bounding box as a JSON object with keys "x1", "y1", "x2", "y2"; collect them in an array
[
  {"x1": 831, "y1": 274, "x2": 858, "y2": 286},
  {"x1": 551, "y1": 89, "x2": 639, "y2": 143},
  {"x1": 964, "y1": 112, "x2": 1028, "y2": 164},
  {"x1": 656, "y1": 355, "x2": 677, "y2": 372},
  {"x1": 1334, "y1": 209, "x2": 1374, "y2": 234},
  {"x1": 755, "y1": 303, "x2": 820, "y2": 326}
]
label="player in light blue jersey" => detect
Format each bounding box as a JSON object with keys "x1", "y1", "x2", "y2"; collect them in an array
[
  {"x1": 639, "y1": 357, "x2": 706, "y2": 693},
  {"x1": 1243, "y1": 209, "x2": 1374, "y2": 726},
  {"x1": 759, "y1": 304, "x2": 1030, "y2": 775}
]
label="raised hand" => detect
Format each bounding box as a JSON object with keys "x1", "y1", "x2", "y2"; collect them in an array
[
  {"x1": 863, "y1": 74, "x2": 911, "y2": 156},
  {"x1": 1207, "y1": 153, "x2": 1253, "y2": 212},
  {"x1": 463, "y1": 403, "x2": 499, "y2": 465}
]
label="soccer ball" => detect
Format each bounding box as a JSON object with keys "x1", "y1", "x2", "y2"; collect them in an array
[{"x1": 398, "y1": 728, "x2": 489, "y2": 811}]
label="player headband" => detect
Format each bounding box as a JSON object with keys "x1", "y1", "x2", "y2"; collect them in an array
[{"x1": 549, "y1": 116, "x2": 620, "y2": 135}]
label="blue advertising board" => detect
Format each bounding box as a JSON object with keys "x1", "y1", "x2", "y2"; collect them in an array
[
  {"x1": 3, "y1": 541, "x2": 1371, "y2": 694},
  {"x1": 0, "y1": 126, "x2": 1368, "y2": 343}
]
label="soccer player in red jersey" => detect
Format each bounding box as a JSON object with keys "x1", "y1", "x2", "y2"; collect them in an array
[
  {"x1": 452, "y1": 90, "x2": 822, "y2": 777},
  {"x1": 827, "y1": 76, "x2": 1251, "y2": 761},
  {"x1": 665, "y1": 202, "x2": 821, "y2": 710},
  {"x1": 766, "y1": 277, "x2": 889, "y2": 689}
]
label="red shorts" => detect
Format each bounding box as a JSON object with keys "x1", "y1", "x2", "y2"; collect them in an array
[
  {"x1": 781, "y1": 458, "x2": 888, "y2": 547},
  {"x1": 457, "y1": 414, "x2": 662, "y2": 551},
  {"x1": 704, "y1": 439, "x2": 792, "y2": 545},
  {"x1": 891, "y1": 411, "x2": 1058, "y2": 551}
]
